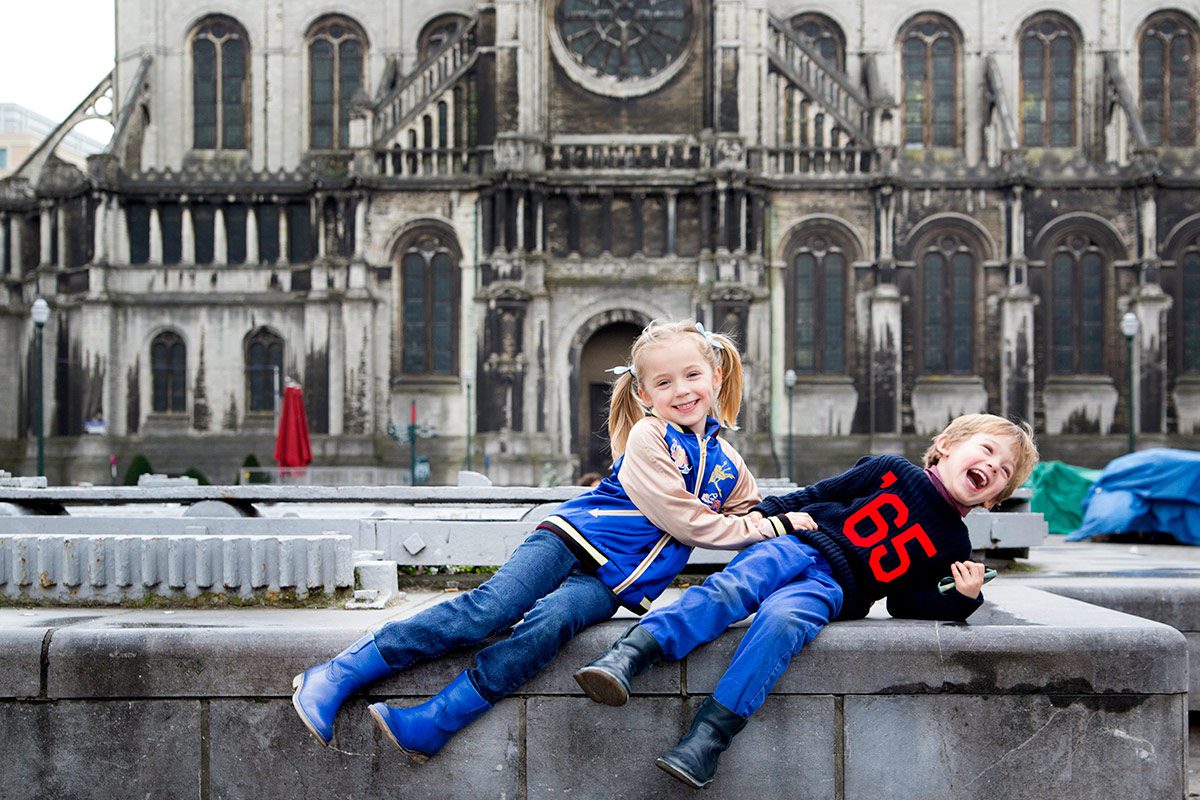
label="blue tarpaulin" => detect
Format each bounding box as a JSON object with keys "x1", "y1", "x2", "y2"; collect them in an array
[{"x1": 1067, "y1": 448, "x2": 1200, "y2": 545}]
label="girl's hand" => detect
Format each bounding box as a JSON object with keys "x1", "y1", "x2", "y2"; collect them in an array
[
  {"x1": 784, "y1": 511, "x2": 817, "y2": 531},
  {"x1": 951, "y1": 561, "x2": 986, "y2": 599}
]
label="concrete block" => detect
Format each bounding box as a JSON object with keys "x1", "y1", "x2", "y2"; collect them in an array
[
  {"x1": 844, "y1": 694, "x2": 1185, "y2": 800},
  {"x1": 685, "y1": 586, "x2": 1188, "y2": 698},
  {"x1": 520, "y1": 621, "x2": 682, "y2": 696},
  {"x1": 0, "y1": 629, "x2": 47, "y2": 697},
  {"x1": 527, "y1": 696, "x2": 838, "y2": 800},
  {"x1": 207, "y1": 698, "x2": 520, "y2": 799},
  {"x1": 0, "y1": 700, "x2": 199, "y2": 796}
]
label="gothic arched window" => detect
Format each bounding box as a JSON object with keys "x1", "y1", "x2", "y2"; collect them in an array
[
  {"x1": 245, "y1": 328, "x2": 284, "y2": 412},
  {"x1": 1020, "y1": 14, "x2": 1078, "y2": 147},
  {"x1": 151, "y1": 332, "x2": 187, "y2": 413},
  {"x1": 1140, "y1": 12, "x2": 1198, "y2": 146},
  {"x1": 400, "y1": 234, "x2": 460, "y2": 376},
  {"x1": 309, "y1": 16, "x2": 367, "y2": 150},
  {"x1": 918, "y1": 235, "x2": 975, "y2": 374},
  {"x1": 789, "y1": 13, "x2": 846, "y2": 70},
  {"x1": 900, "y1": 15, "x2": 960, "y2": 147},
  {"x1": 418, "y1": 14, "x2": 469, "y2": 61},
  {"x1": 191, "y1": 16, "x2": 249, "y2": 150},
  {"x1": 1048, "y1": 234, "x2": 1106, "y2": 374},
  {"x1": 787, "y1": 231, "x2": 850, "y2": 374}
]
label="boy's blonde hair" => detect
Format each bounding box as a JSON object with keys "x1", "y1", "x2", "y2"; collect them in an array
[
  {"x1": 607, "y1": 319, "x2": 745, "y2": 457},
  {"x1": 923, "y1": 413, "x2": 1039, "y2": 504}
]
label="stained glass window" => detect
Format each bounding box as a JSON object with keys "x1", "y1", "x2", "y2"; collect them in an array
[
  {"x1": 401, "y1": 236, "x2": 459, "y2": 376},
  {"x1": 792, "y1": 240, "x2": 846, "y2": 374},
  {"x1": 1141, "y1": 13, "x2": 1197, "y2": 146},
  {"x1": 901, "y1": 17, "x2": 959, "y2": 147},
  {"x1": 1050, "y1": 237, "x2": 1106, "y2": 374},
  {"x1": 246, "y1": 329, "x2": 284, "y2": 412},
  {"x1": 1020, "y1": 15, "x2": 1077, "y2": 147},
  {"x1": 789, "y1": 13, "x2": 845, "y2": 70},
  {"x1": 151, "y1": 332, "x2": 186, "y2": 413},
  {"x1": 309, "y1": 17, "x2": 366, "y2": 150},
  {"x1": 920, "y1": 237, "x2": 974, "y2": 373},
  {"x1": 191, "y1": 17, "x2": 248, "y2": 150}
]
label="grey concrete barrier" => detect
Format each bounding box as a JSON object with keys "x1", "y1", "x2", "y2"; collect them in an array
[
  {"x1": 0, "y1": 585, "x2": 1185, "y2": 799},
  {"x1": 0, "y1": 532, "x2": 353, "y2": 602}
]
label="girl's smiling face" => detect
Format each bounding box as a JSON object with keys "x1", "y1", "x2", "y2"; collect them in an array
[
  {"x1": 932, "y1": 432, "x2": 1018, "y2": 509},
  {"x1": 635, "y1": 338, "x2": 721, "y2": 435}
]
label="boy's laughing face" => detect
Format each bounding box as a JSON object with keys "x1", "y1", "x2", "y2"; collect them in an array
[{"x1": 933, "y1": 432, "x2": 1018, "y2": 509}]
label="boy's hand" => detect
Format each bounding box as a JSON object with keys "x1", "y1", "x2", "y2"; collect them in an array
[
  {"x1": 784, "y1": 511, "x2": 817, "y2": 531},
  {"x1": 950, "y1": 561, "x2": 986, "y2": 599}
]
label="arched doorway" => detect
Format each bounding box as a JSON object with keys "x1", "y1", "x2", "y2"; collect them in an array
[{"x1": 578, "y1": 322, "x2": 640, "y2": 474}]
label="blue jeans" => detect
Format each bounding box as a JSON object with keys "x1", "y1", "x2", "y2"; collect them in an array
[
  {"x1": 640, "y1": 535, "x2": 843, "y2": 718},
  {"x1": 372, "y1": 529, "x2": 619, "y2": 704}
]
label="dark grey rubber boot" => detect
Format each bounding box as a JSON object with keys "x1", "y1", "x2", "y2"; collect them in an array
[
  {"x1": 573, "y1": 624, "x2": 663, "y2": 706},
  {"x1": 656, "y1": 697, "x2": 748, "y2": 789}
]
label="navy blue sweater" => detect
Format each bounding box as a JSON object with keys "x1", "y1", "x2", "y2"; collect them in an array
[{"x1": 754, "y1": 455, "x2": 984, "y2": 622}]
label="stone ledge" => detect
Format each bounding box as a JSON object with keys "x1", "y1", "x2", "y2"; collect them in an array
[{"x1": 0, "y1": 586, "x2": 1187, "y2": 799}]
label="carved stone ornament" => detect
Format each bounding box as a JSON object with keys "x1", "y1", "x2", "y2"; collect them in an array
[{"x1": 548, "y1": 0, "x2": 696, "y2": 98}]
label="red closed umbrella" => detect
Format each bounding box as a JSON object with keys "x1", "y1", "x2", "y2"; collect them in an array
[{"x1": 274, "y1": 384, "x2": 313, "y2": 475}]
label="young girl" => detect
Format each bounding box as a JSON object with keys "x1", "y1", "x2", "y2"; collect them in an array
[{"x1": 291, "y1": 319, "x2": 779, "y2": 759}]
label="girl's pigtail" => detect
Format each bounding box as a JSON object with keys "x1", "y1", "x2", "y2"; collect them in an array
[
  {"x1": 606, "y1": 372, "x2": 645, "y2": 458},
  {"x1": 708, "y1": 331, "x2": 744, "y2": 430}
]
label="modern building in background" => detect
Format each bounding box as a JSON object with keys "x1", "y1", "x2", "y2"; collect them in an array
[
  {"x1": 1, "y1": 0, "x2": 1197, "y2": 485},
  {"x1": 0, "y1": 104, "x2": 105, "y2": 179}
]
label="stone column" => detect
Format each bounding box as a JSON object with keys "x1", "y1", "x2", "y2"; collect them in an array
[
  {"x1": 354, "y1": 195, "x2": 367, "y2": 259},
  {"x1": 114, "y1": 203, "x2": 129, "y2": 265},
  {"x1": 1127, "y1": 285, "x2": 1173, "y2": 434},
  {"x1": 91, "y1": 195, "x2": 108, "y2": 264},
  {"x1": 149, "y1": 205, "x2": 163, "y2": 264},
  {"x1": 868, "y1": 283, "x2": 902, "y2": 434},
  {"x1": 1001, "y1": 185, "x2": 1035, "y2": 422},
  {"x1": 56, "y1": 205, "x2": 67, "y2": 267},
  {"x1": 277, "y1": 201, "x2": 289, "y2": 266},
  {"x1": 213, "y1": 206, "x2": 228, "y2": 266},
  {"x1": 0, "y1": 212, "x2": 7, "y2": 274},
  {"x1": 246, "y1": 205, "x2": 259, "y2": 265},
  {"x1": 39, "y1": 204, "x2": 52, "y2": 266},
  {"x1": 181, "y1": 201, "x2": 195, "y2": 264},
  {"x1": 9, "y1": 213, "x2": 22, "y2": 276},
  {"x1": 666, "y1": 191, "x2": 677, "y2": 256}
]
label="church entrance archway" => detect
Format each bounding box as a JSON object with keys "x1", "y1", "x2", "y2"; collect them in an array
[{"x1": 577, "y1": 321, "x2": 641, "y2": 476}]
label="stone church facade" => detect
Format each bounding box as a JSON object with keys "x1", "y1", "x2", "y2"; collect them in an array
[{"x1": 2, "y1": 0, "x2": 1199, "y2": 485}]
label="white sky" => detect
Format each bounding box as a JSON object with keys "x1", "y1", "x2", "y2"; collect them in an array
[{"x1": 0, "y1": 1, "x2": 117, "y2": 145}]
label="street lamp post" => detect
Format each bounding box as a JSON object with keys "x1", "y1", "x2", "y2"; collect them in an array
[
  {"x1": 784, "y1": 368, "x2": 797, "y2": 482},
  {"x1": 1120, "y1": 311, "x2": 1140, "y2": 454},
  {"x1": 463, "y1": 369, "x2": 475, "y2": 472},
  {"x1": 31, "y1": 298, "x2": 50, "y2": 477}
]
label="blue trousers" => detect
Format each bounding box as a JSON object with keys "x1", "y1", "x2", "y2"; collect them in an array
[
  {"x1": 641, "y1": 535, "x2": 843, "y2": 718},
  {"x1": 372, "y1": 529, "x2": 619, "y2": 704}
]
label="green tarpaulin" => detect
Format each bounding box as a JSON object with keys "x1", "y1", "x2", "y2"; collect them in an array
[{"x1": 1024, "y1": 461, "x2": 1103, "y2": 535}]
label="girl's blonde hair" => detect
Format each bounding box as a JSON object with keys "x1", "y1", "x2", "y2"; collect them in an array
[{"x1": 607, "y1": 319, "x2": 745, "y2": 457}]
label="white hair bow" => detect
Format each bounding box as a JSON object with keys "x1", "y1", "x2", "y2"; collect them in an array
[
  {"x1": 694, "y1": 322, "x2": 725, "y2": 350},
  {"x1": 606, "y1": 365, "x2": 633, "y2": 376}
]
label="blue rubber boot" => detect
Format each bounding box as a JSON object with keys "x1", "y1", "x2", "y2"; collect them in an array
[
  {"x1": 369, "y1": 670, "x2": 492, "y2": 762},
  {"x1": 292, "y1": 633, "x2": 392, "y2": 745}
]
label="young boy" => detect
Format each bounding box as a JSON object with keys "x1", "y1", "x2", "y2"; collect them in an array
[{"x1": 574, "y1": 413, "x2": 1038, "y2": 789}]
